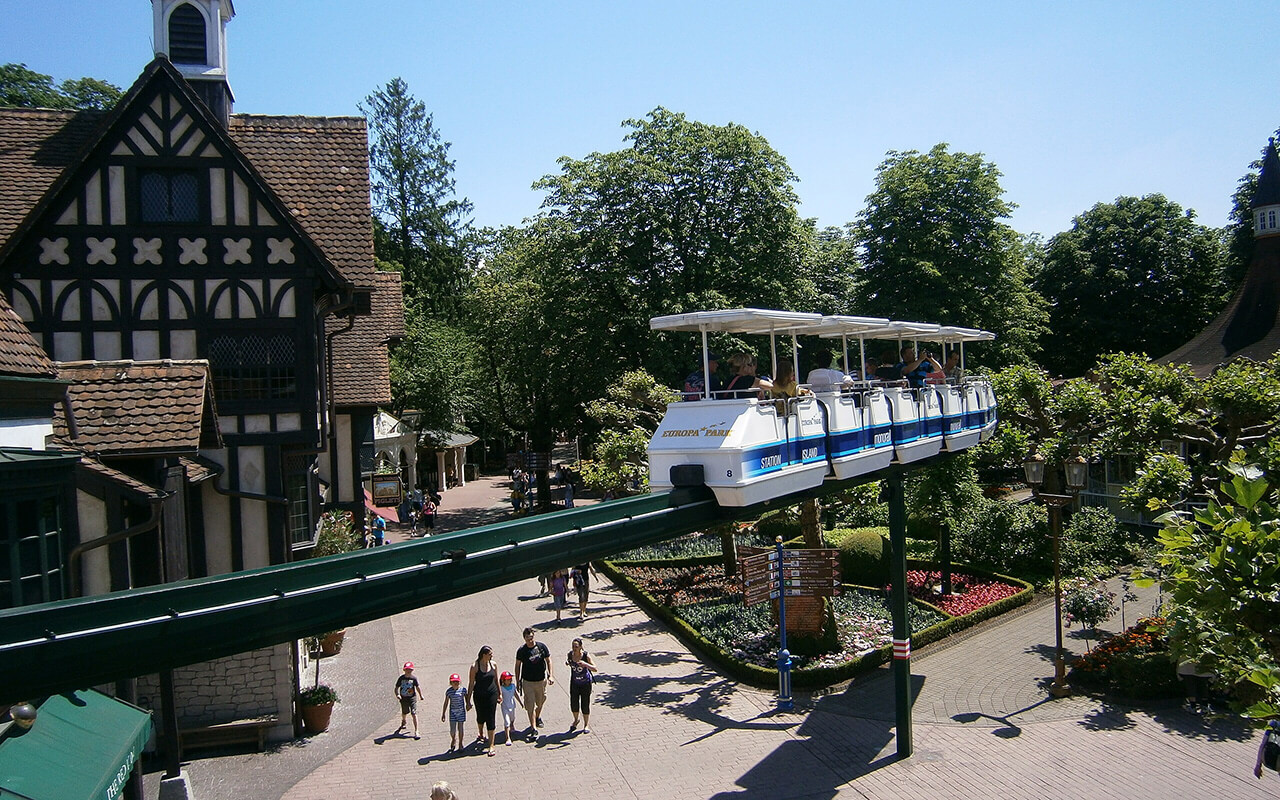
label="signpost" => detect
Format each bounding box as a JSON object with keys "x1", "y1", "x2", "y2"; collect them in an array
[{"x1": 738, "y1": 541, "x2": 841, "y2": 711}]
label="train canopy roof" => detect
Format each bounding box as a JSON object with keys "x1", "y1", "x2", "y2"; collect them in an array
[{"x1": 649, "y1": 308, "x2": 824, "y2": 334}]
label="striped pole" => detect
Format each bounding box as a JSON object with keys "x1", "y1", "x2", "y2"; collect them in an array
[{"x1": 887, "y1": 474, "x2": 913, "y2": 758}]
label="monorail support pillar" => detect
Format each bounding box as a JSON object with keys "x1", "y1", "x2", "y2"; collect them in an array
[{"x1": 887, "y1": 473, "x2": 913, "y2": 759}]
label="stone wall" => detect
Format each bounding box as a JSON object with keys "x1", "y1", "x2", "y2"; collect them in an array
[{"x1": 137, "y1": 643, "x2": 296, "y2": 741}]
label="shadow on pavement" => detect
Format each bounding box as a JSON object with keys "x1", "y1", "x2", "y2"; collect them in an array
[{"x1": 952, "y1": 695, "x2": 1055, "y2": 738}]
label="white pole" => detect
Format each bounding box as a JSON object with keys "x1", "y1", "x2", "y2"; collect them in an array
[
  {"x1": 770, "y1": 332, "x2": 778, "y2": 376},
  {"x1": 701, "y1": 328, "x2": 711, "y2": 399}
]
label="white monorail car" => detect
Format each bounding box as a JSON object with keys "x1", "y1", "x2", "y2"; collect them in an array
[{"x1": 647, "y1": 309, "x2": 997, "y2": 507}]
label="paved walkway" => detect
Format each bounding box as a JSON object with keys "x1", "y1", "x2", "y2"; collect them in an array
[{"x1": 158, "y1": 472, "x2": 1277, "y2": 799}]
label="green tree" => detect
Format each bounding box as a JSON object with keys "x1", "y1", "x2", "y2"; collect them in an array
[
  {"x1": 1036, "y1": 195, "x2": 1229, "y2": 377},
  {"x1": 1226, "y1": 129, "x2": 1280, "y2": 291},
  {"x1": 361, "y1": 78, "x2": 472, "y2": 318},
  {"x1": 855, "y1": 143, "x2": 1047, "y2": 366},
  {"x1": 1148, "y1": 461, "x2": 1280, "y2": 718},
  {"x1": 0, "y1": 63, "x2": 121, "y2": 110},
  {"x1": 534, "y1": 107, "x2": 817, "y2": 384},
  {"x1": 389, "y1": 307, "x2": 481, "y2": 435},
  {"x1": 578, "y1": 369, "x2": 677, "y2": 497}
]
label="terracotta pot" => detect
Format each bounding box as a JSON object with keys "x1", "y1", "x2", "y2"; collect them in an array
[
  {"x1": 319, "y1": 630, "x2": 346, "y2": 656},
  {"x1": 300, "y1": 701, "x2": 334, "y2": 734}
]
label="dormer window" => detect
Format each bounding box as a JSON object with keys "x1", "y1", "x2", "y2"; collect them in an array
[
  {"x1": 139, "y1": 169, "x2": 201, "y2": 223},
  {"x1": 168, "y1": 3, "x2": 208, "y2": 65}
]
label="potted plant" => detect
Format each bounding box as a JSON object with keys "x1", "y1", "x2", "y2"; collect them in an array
[
  {"x1": 298, "y1": 683, "x2": 339, "y2": 734},
  {"x1": 318, "y1": 629, "x2": 346, "y2": 656}
]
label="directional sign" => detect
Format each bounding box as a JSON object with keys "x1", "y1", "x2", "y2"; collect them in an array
[
  {"x1": 779, "y1": 567, "x2": 840, "y2": 580},
  {"x1": 740, "y1": 547, "x2": 842, "y2": 606}
]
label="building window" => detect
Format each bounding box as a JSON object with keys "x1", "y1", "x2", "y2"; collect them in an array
[
  {"x1": 139, "y1": 170, "x2": 201, "y2": 223},
  {"x1": 0, "y1": 496, "x2": 63, "y2": 610},
  {"x1": 1270, "y1": 210, "x2": 1277, "y2": 230},
  {"x1": 208, "y1": 334, "x2": 297, "y2": 403},
  {"x1": 284, "y1": 454, "x2": 314, "y2": 547},
  {"x1": 168, "y1": 3, "x2": 208, "y2": 64}
]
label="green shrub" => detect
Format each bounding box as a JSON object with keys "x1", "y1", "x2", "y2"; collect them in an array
[
  {"x1": 828, "y1": 482, "x2": 888, "y2": 527},
  {"x1": 953, "y1": 497, "x2": 1049, "y2": 575},
  {"x1": 835, "y1": 528, "x2": 889, "y2": 586},
  {"x1": 1060, "y1": 507, "x2": 1131, "y2": 575},
  {"x1": 1107, "y1": 651, "x2": 1182, "y2": 699},
  {"x1": 298, "y1": 684, "x2": 339, "y2": 706},
  {"x1": 312, "y1": 511, "x2": 361, "y2": 557},
  {"x1": 756, "y1": 508, "x2": 802, "y2": 543}
]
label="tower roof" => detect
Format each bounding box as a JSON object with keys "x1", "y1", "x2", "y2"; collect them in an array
[{"x1": 1256, "y1": 139, "x2": 1280, "y2": 209}]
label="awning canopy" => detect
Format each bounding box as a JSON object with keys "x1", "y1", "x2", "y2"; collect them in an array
[{"x1": 0, "y1": 689, "x2": 151, "y2": 800}]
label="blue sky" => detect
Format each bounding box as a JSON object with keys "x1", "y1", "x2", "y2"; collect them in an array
[{"x1": 3, "y1": 2, "x2": 1273, "y2": 238}]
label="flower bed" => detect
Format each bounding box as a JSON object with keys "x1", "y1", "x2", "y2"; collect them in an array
[
  {"x1": 1069, "y1": 616, "x2": 1182, "y2": 699},
  {"x1": 603, "y1": 556, "x2": 1033, "y2": 689},
  {"x1": 904, "y1": 570, "x2": 1024, "y2": 617}
]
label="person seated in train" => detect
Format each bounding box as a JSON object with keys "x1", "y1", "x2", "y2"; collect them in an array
[
  {"x1": 805, "y1": 348, "x2": 853, "y2": 391},
  {"x1": 895, "y1": 346, "x2": 944, "y2": 389},
  {"x1": 770, "y1": 361, "x2": 812, "y2": 404},
  {"x1": 681, "y1": 352, "x2": 724, "y2": 401},
  {"x1": 875, "y1": 350, "x2": 905, "y2": 383},
  {"x1": 942, "y1": 349, "x2": 963, "y2": 382},
  {"x1": 862, "y1": 357, "x2": 880, "y2": 382},
  {"x1": 725, "y1": 352, "x2": 773, "y2": 400}
]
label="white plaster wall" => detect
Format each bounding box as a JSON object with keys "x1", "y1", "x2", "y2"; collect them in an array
[
  {"x1": 0, "y1": 419, "x2": 52, "y2": 450},
  {"x1": 336, "y1": 415, "x2": 353, "y2": 503},
  {"x1": 76, "y1": 490, "x2": 111, "y2": 597},
  {"x1": 201, "y1": 479, "x2": 233, "y2": 576},
  {"x1": 237, "y1": 445, "x2": 270, "y2": 569}
]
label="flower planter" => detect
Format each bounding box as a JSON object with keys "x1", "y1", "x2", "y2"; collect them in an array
[
  {"x1": 318, "y1": 629, "x2": 345, "y2": 656},
  {"x1": 300, "y1": 701, "x2": 334, "y2": 734}
]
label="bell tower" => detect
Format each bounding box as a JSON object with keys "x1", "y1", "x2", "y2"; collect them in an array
[
  {"x1": 1255, "y1": 139, "x2": 1280, "y2": 239},
  {"x1": 152, "y1": 0, "x2": 235, "y2": 127}
]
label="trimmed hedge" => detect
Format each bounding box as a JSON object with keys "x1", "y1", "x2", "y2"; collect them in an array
[
  {"x1": 601, "y1": 556, "x2": 1035, "y2": 689},
  {"x1": 832, "y1": 527, "x2": 889, "y2": 586}
]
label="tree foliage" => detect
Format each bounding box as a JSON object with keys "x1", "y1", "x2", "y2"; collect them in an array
[
  {"x1": 579, "y1": 369, "x2": 679, "y2": 496},
  {"x1": 534, "y1": 107, "x2": 820, "y2": 384},
  {"x1": 0, "y1": 63, "x2": 121, "y2": 110},
  {"x1": 1226, "y1": 128, "x2": 1280, "y2": 291},
  {"x1": 389, "y1": 306, "x2": 482, "y2": 435},
  {"x1": 855, "y1": 143, "x2": 1047, "y2": 366},
  {"x1": 1149, "y1": 460, "x2": 1280, "y2": 718},
  {"x1": 1036, "y1": 195, "x2": 1229, "y2": 377},
  {"x1": 361, "y1": 78, "x2": 472, "y2": 318}
]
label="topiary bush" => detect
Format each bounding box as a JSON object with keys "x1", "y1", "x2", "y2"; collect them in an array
[{"x1": 833, "y1": 527, "x2": 889, "y2": 586}]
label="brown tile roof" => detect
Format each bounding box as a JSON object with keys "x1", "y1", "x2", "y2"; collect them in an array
[
  {"x1": 0, "y1": 109, "x2": 378, "y2": 290},
  {"x1": 52, "y1": 360, "x2": 219, "y2": 456},
  {"x1": 0, "y1": 291, "x2": 56, "y2": 378},
  {"x1": 229, "y1": 115, "x2": 378, "y2": 289},
  {"x1": 76, "y1": 457, "x2": 163, "y2": 500},
  {"x1": 327, "y1": 270, "x2": 403, "y2": 407},
  {"x1": 0, "y1": 107, "x2": 104, "y2": 252}
]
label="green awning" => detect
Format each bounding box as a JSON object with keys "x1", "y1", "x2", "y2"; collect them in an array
[{"x1": 0, "y1": 690, "x2": 152, "y2": 800}]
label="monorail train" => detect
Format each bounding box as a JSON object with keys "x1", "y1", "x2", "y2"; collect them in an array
[{"x1": 647, "y1": 309, "x2": 997, "y2": 507}]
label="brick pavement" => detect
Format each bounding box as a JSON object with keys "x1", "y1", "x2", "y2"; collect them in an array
[{"x1": 165, "y1": 470, "x2": 1278, "y2": 799}]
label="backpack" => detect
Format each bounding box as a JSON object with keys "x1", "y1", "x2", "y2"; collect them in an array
[{"x1": 572, "y1": 569, "x2": 586, "y2": 590}]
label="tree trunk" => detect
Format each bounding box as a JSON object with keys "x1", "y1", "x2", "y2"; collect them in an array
[
  {"x1": 800, "y1": 499, "x2": 823, "y2": 548},
  {"x1": 717, "y1": 523, "x2": 737, "y2": 577}
]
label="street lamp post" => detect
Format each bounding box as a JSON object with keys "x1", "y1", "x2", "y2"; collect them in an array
[{"x1": 1023, "y1": 453, "x2": 1088, "y2": 698}]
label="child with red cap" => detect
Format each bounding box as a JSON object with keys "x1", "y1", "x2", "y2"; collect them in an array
[
  {"x1": 498, "y1": 670, "x2": 524, "y2": 746},
  {"x1": 441, "y1": 672, "x2": 468, "y2": 752},
  {"x1": 394, "y1": 662, "x2": 423, "y2": 739}
]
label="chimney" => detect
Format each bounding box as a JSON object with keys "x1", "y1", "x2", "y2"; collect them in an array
[{"x1": 152, "y1": 0, "x2": 236, "y2": 127}]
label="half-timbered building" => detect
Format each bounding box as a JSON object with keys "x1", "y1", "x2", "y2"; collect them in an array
[{"x1": 0, "y1": 0, "x2": 399, "y2": 741}]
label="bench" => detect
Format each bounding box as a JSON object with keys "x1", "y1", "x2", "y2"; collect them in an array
[{"x1": 179, "y1": 715, "x2": 279, "y2": 753}]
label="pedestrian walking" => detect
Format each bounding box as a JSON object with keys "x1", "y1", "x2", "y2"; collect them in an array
[
  {"x1": 550, "y1": 569, "x2": 568, "y2": 624},
  {"x1": 563, "y1": 480, "x2": 574, "y2": 509},
  {"x1": 1256, "y1": 718, "x2": 1280, "y2": 779},
  {"x1": 394, "y1": 662, "x2": 423, "y2": 739},
  {"x1": 566, "y1": 638, "x2": 598, "y2": 734},
  {"x1": 498, "y1": 670, "x2": 524, "y2": 746},
  {"x1": 467, "y1": 645, "x2": 500, "y2": 756},
  {"x1": 571, "y1": 562, "x2": 597, "y2": 620},
  {"x1": 422, "y1": 497, "x2": 437, "y2": 534},
  {"x1": 372, "y1": 515, "x2": 386, "y2": 546},
  {"x1": 441, "y1": 673, "x2": 467, "y2": 753},
  {"x1": 515, "y1": 627, "x2": 554, "y2": 739}
]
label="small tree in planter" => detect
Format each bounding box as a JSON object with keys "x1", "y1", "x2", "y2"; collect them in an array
[
  {"x1": 298, "y1": 684, "x2": 339, "y2": 734},
  {"x1": 1063, "y1": 578, "x2": 1117, "y2": 650}
]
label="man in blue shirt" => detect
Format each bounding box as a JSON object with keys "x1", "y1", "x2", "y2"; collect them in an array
[
  {"x1": 895, "y1": 346, "x2": 944, "y2": 389},
  {"x1": 682, "y1": 352, "x2": 724, "y2": 401}
]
